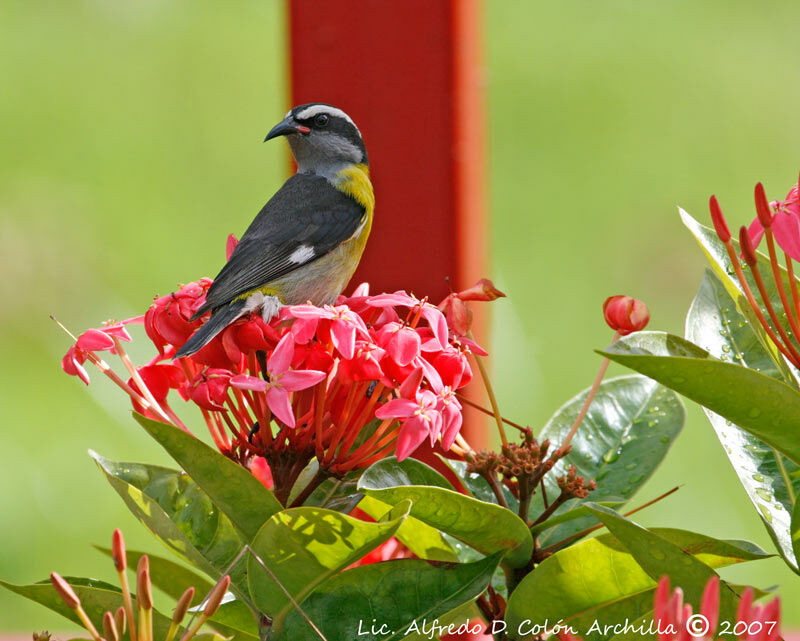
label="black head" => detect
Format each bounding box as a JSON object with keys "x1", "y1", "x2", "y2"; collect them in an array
[{"x1": 264, "y1": 103, "x2": 368, "y2": 174}]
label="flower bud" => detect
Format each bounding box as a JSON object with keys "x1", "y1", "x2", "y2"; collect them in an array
[
  {"x1": 602, "y1": 296, "x2": 650, "y2": 336},
  {"x1": 111, "y1": 529, "x2": 126, "y2": 572},
  {"x1": 709, "y1": 195, "x2": 731, "y2": 242},
  {"x1": 114, "y1": 607, "x2": 126, "y2": 636},
  {"x1": 172, "y1": 587, "x2": 195, "y2": 624},
  {"x1": 455, "y1": 278, "x2": 506, "y2": 302},
  {"x1": 739, "y1": 225, "x2": 758, "y2": 266},
  {"x1": 754, "y1": 182, "x2": 773, "y2": 228},
  {"x1": 204, "y1": 575, "x2": 231, "y2": 616},
  {"x1": 103, "y1": 611, "x2": 119, "y2": 641},
  {"x1": 50, "y1": 573, "x2": 80, "y2": 610},
  {"x1": 136, "y1": 556, "x2": 153, "y2": 610}
]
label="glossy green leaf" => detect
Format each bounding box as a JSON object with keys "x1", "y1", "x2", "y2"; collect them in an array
[
  {"x1": 585, "y1": 505, "x2": 741, "y2": 618},
  {"x1": 247, "y1": 501, "x2": 410, "y2": 633},
  {"x1": 205, "y1": 599, "x2": 260, "y2": 640},
  {"x1": 528, "y1": 501, "x2": 624, "y2": 537},
  {"x1": 0, "y1": 577, "x2": 172, "y2": 637},
  {"x1": 91, "y1": 451, "x2": 248, "y2": 591},
  {"x1": 680, "y1": 208, "x2": 799, "y2": 384},
  {"x1": 530, "y1": 375, "x2": 683, "y2": 547},
  {"x1": 401, "y1": 602, "x2": 485, "y2": 641},
  {"x1": 504, "y1": 524, "x2": 767, "y2": 641},
  {"x1": 357, "y1": 494, "x2": 459, "y2": 562},
  {"x1": 600, "y1": 331, "x2": 800, "y2": 465},
  {"x1": 792, "y1": 499, "x2": 800, "y2": 567},
  {"x1": 358, "y1": 457, "x2": 533, "y2": 567},
  {"x1": 687, "y1": 270, "x2": 800, "y2": 571},
  {"x1": 274, "y1": 554, "x2": 502, "y2": 641},
  {"x1": 135, "y1": 414, "x2": 282, "y2": 540}
]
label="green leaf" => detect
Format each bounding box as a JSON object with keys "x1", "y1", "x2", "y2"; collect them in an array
[
  {"x1": 357, "y1": 494, "x2": 459, "y2": 562},
  {"x1": 0, "y1": 577, "x2": 172, "y2": 637},
  {"x1": 247, "y1": 501, "x2": 410, "y2": 633},
  {"x1": 504, "y1": 525, "x2": 767, "y2": 641},
  {"x1": 90, "y1": 451, "x2": 248, "y2": 591},
  {"x1": 585, "y1": 505, "x2": 741, "y2": 618},
  {"x1": 792, "y1": 499, "x2": 800, "y2": 567},
  {"x1": 274, "y1": 554, "x2": 502, "y2": 641},
  {"x1": 686, "y1": 270, "x2": 800, "y2": 571},
  {"x1": 528, "y1": 501, "x2": 624, "y2": 537},
  {"x1": 94, "y1": 545, "x2": 213, "y2": 604},
  {"x1": 531, "y1": 374, "x2": 684, "y2": 548},
  {"x1": 134, "y1": 414, "x2": 282, "y2": 540},
  {"x1": 206, "y1": 599, "x2": 260, "y2": 640},
  {"x1": 600, "y1": 331, "x2": 800, "y2": 465},
  {"x1": 358, "y1": 457, "x2": 533, "y2": 568},
  {"x1": 398, "y1": 601, "x2": 485, "y2": 641},
  {"x1": 680, "y1": 208, "x2": 799, "y2": 383}
]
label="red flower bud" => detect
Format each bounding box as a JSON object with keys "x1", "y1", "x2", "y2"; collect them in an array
[
  {"x1": 111, "y1": 528, "x2": 126, "y2": 571},
  {"x1": 50, "y1": 573, "x2": 80, "y2": 610},
  {"x1": 114, "y1": 607, "x2": 126, "y2": 636},
  {"x1": 709, "y1": 195, "x2": 731, "y2": 243},
  {"x1": 172, "y1": 586, "x2": 195, "y2": 624},
  {"x1": 136, "y1": 556, "x2": 153, "y2": 610},
  {"x1": 103, "y1": 610, "x2": 119, "y2": 641},
  {"x1": 204, "y1": 575, "x2": 231, "y2": 616},
  {"x1": 603, "y1": 296, "x2": 650, "y2": 336},
  {"x1": 739, "y1": 225, "x2": 758, "y2": 266},
  {"x1": 456, "y1": 278, "x2": 506, "y2": 302},
  {"x1": 754, "y1": 182, "x2": 773, "y2": 228}
]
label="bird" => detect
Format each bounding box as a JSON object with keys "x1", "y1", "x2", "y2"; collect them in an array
[{"x1": 175, "y1": 103, "x2": 374, "y2": 358}]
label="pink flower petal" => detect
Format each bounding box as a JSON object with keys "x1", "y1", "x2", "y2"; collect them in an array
[
  {"x1": 388, "y1": 328, "x2": 420, "y2": 367},
  {"x1": 375, "y1": 397, "x2": 419, "y2": 420},
  {"x1": 226, "y1": 234, "x2": 239, "y2": 261},
  {"x1": 331, "y1": 321, "x2": 356, "y2": 359},
  {"x1": 748, "y1": 217, "x2": 765, "y2": 250},
  {"x1": 287, "y1": 304, "x2": 333, "y2": 320},
  {"x1": 76, "y1": 329, "x2": 115, "y2": 352},
  {"x1": 291, "y1": 317, "x2": 319, "y2": 344},
  {"x1": 440, "y1": 404, "x2": 463, "y2": 450},
  {"x1": 268, "y1": 333, "x2": 295, "y2": 375},
  {"x1": 398, "y1": 366, "x2": 424, "y2": 399},
  {"x1": 280, "y1": 369, "x2": 326, "y2": 391},
  {"x1": 266, "y1": 386, "x2": 295, "y2": 427},
  {"x1": 102, "y1": 324, "x2": 133, "y2": 342},
  {"x1": 366, "y1": 292, "x2": 416, "y2": 308},
  {"x1": 230, "y1": 374, "x2": 268, "y2": 392},
  {"x1": 422, "y1": 306, "x2": 449, "y2": 349},
  {"x1": 351, "y1": 282, "x2": 370, "y2": 297},
  {"x1": 772, "y1": 210, "x2": 800, "y2": 262},
  {"x1": 700, "y1": 576, "x2": 719, "y2": 634},
  {"x1": 395, "y1": 416, "x2": 430, "y2": 461}
]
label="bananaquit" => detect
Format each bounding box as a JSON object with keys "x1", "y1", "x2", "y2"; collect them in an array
[{"x1": 175, "y1": 103, "x2": 374, "y2": 358}]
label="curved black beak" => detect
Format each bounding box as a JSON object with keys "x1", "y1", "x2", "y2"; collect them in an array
[{"x1": 264, "y1": 116, "x2": 310, "y2": 142}]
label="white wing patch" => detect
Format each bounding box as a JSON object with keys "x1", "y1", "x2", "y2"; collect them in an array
[
  {"x1": 289, "y1": 244, "x2": 315, "y2": 263},
  {"x1": 295, "y1": 105, "x2": 358, "y2": 130}
]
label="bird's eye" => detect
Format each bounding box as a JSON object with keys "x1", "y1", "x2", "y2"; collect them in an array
[{"x1": 314, "y1": 114, "x2": 329, "y2": 127}]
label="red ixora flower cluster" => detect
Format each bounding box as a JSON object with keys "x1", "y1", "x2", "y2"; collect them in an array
[
  {"x1": 60, "y1": 236, "x2": 502, "y2": 502},
  {"x1": 710, "y1": 179, "x2": 800, "y2": 370}
]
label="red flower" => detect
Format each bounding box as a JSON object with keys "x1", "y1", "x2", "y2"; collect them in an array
[
  {"x1": 367, "y1": 292, "x2": 449, "y2": 350},
  {"x1": 376, "y1": 388, "x2": 442, "y2": 461},
  {"x1": 128, "y1": 363, "x2": 186, "y2": 415},
  {"x1": 438, "y1": 278, "x2": 506, "y2": 336},
  {"x1": 231, "y1": 333, "x2": 326, "y2": 427},
  {"x1": 603, "y1": 295, "x2": 649, "y2": 336},
  {"x1": 145, "y1": 279, "x2": 212, "y2": 353},
  {"x1": 287, "y1": 304, "x2": 369, "y2": 359},
  {"x1": 250, "y1": 456, "x2": 274, "y2": 489}
]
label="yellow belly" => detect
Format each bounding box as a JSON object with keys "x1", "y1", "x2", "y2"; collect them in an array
[{"x1": 248, "y1": 163, "x2": 374, "y2": 305}]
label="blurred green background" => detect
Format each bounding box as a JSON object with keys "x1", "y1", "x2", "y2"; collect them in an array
[{"x1": 3, "y1": 0, "x2": 800, "y2": 630}]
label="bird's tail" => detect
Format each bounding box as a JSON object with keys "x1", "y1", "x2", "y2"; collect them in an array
[{"x1": 174, "y1": 300, "x2": 246, "y2": 359}]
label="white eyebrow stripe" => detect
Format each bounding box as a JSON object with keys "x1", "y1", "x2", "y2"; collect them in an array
[{"x1": 294, "y1": 105, "x2": 358, "y2": 129}]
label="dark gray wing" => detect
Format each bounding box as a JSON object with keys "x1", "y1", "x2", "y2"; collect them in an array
[{"x1": 195, "y1": 173, "x2": 365, "y2": 315}]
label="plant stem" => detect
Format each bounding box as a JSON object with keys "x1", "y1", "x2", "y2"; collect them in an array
[
  {"x1": 289, "y1": 468, "x2": 329, "y2": 508},
  {"x1": 468, "y1": 330, "x2": 507, "y2": 447},
  {"x1": 456, "y1": 394, "x2": 526, "y2": 432},
  {"x1": 482, "y1": 471, "x2": 509, "y2": 509},
  {"x1": 559, "y1": 332, "x2": 619, "y2": 454}
]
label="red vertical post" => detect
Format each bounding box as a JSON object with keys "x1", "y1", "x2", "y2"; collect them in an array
[{"x1": 288, "y1": 0, "x2": 488, "y2": 448}]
